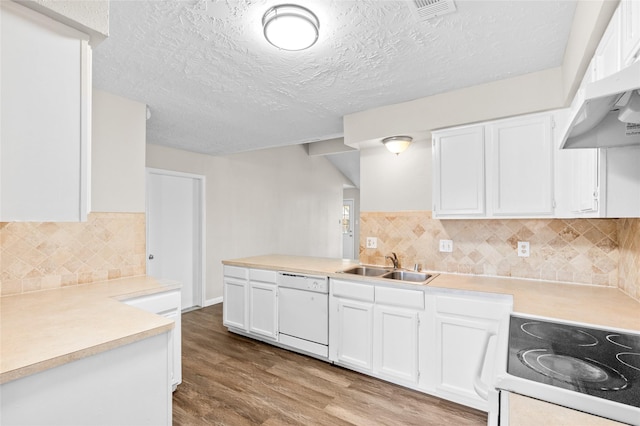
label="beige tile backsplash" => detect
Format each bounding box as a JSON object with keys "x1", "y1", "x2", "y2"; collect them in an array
[
  {"x1": 360, "y1": 212, "x2": 639, "y2": 301},
  {"x1": 617, "y1": 218, "x2": 640, "y2": 301},
  {"x1": 1, "y1": 213, "x2": 146, "y2": 296}
]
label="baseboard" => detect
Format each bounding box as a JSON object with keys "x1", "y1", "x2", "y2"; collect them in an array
[{"x1": 204, "y1": 296, "x2": 222, "y2": 307}]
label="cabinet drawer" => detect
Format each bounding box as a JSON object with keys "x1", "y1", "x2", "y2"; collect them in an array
[
  {"x1": 332, "y1": 279, "x2": 374, "y2": 302},
  {"x1": 435, "y1": 295, "x2": 511, "y2": 320},
  {"x1": 376, "y1": 286, "x2": 424, "y2": 310},
  {"x1": 224, "y1": 265, "x2": 248, "y2": 280},
  {"x1": 249, "y1": 268, "x2": 277, "y2": 283},
  {"x1": 124, "y1": 290, "x2": 180, "y2": 315}
]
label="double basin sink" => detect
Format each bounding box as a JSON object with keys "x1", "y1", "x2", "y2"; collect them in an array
[{"x1": 339, "y1": 266, "x2": 436, "y2": 284}]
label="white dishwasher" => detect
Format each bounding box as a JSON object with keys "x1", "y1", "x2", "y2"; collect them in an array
[{"x1": 277, "y1": 272, "x2": 329, "y2": 358}]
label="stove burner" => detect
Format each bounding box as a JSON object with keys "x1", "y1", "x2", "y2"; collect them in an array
[
  {"x1": 607, "y1": 334, "x2": 640, "y2": 351},
  {"x1": 617, "y1": 353, "x2": 640, "y2": 372},
  {"x1": 518, "y1": 349, "x2": 628, "y2": 391},
  {"x1": 521, "y1": 322, "x2": 598, "y2": 347}
]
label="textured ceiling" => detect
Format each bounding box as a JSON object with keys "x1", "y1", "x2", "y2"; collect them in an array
[{"x1": 92, "y1": 0, "x2": 577, "y2": 156}]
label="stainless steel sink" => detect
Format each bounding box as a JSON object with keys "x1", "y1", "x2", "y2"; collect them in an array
[
  {"x1": 382, "y1": 270, "x2": 432, "y2": 283},
  {"x1": 340, "y1": 266, "x2": 389, "y2": 277}
]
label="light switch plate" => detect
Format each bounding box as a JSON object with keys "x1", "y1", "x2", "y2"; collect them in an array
[
  {"x1": 518, "y1": 241, "x2": 530, "y2": 257},
  {"x1": 439, "y1": 239, "x2": 453, "y2": 253},
  {"x1": 366, "y1": 237, "x2": 377, "y2": 249}
]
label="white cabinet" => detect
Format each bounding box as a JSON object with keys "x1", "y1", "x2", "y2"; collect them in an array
[
  {"x1": 330, "y1": 279, "x2": 375, "y2": 372},
  {"x1": 124, "y1": 289, "x2": 182, "y2": 391},
  {"x1": 425, "y1": 291, "x2": 512, "y2": 414},
  {"x1": 487, "y1": 115, "x2": 554, "y2": 216},
  {"x1": 0, "y1": 1, "x2": 91, "y2": 222},
  {"x1": 621, "y1": 0, "x2": 640, "y2": 66},
  {"x1": 373, "y1": 285, "x2": 423, "y2": 385},
  {"x1": 330, "y1": 279, "x2": 424, "y2": 387},
  {"x1": 556, "y1": 145, "x2": 640, "y2": 218},
  {"x1": 223, "y1": 266, "x2": 279, "y2": 341},
  {"x1": 223, "y1": 266, "x2": 249, "y2": 331},
  {"x1": 593, "y1": 7, "x2": 622, "y2": 80},
  {"x1": 432, "y1": 112, "x2": 555, "y2": 218},
  {"x1": 432, "y1": 126, "x2": 485, "y2": 217},
  {"x1": 248, "y1": 269, "x2": 278, "y2": 341}
]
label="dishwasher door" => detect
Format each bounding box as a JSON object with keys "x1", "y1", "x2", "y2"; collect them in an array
[{"x1": 278, "y1": 287, "x2": 328, "y2": 345}]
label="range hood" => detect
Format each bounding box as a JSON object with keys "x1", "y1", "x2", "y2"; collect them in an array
[{"x1": 560, "y1": 61, "x2": 640, "y2": 149}]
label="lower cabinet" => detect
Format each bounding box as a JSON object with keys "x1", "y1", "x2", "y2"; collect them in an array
[
  {"x1": 124, "y1": 288, "x2": 182, "y2": 391},
  {"x1": 223, "y1": 266, "x2": 278, "y2": 341},
  {"x1": 424, "y1": 291, "x2": 512, "y2": 416},
  {"x1": 248, "y1": 269, "x2": 278, "y2": 340},
  {"x1": 373, "y1": 305, "x2": 420, "y2": 384},
  {"x1": 330, "y1": 279, "x2": 375, "y2": 371}
]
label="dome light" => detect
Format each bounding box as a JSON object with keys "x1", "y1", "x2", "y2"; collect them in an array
[
  {"x1": 262, "y1": 4, "x2": 319, "y2": 51},
  {"x1": 382, "y1": 136, "x2": 413, "y2": 155}
]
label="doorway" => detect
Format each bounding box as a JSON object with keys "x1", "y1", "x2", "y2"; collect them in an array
[
  {"x1": 146, "y1": 168, "x2": 206, "y2": 310},
  {"x1": 342, "y1": 198, "x2": 355, "y2": 259}
]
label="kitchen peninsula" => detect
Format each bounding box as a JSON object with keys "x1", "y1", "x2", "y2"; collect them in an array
[{"x1": 0, "y1": 276, "x2": 181, "y2": 425}]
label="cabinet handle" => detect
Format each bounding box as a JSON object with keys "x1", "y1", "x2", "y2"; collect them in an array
[
  {"x1": 148, "y1": 254, "x2": 154, "y2": 260},
  {"x1": 473, "y1": 326, "x2": 498, "y2": 401}
]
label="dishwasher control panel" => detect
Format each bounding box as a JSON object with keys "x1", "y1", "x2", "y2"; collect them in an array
[{"x1": 277, "y1": 272, "x2": 329, "y2": 293}]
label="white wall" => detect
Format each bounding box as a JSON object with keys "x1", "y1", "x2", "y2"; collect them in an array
[
  {"x1": 146, "y1": 143, "x2": 349, "y2": 302},
  {"x1": 91, "y1": 89, "x2": 146, "y2": 213},
  {"x1": 360, "y1": 142, "x2": 432, "y2": 212}
]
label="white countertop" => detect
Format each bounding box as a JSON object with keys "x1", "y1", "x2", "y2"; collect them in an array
[{"x1": 0, "y1": 276, "x2": 180, "y2": 384}]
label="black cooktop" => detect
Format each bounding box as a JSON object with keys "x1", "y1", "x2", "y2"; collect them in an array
[{"x1": 507, "y1": 315, "x2": 640, "y2": 408}]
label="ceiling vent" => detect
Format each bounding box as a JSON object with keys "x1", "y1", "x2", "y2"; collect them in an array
[{"x1": 411, "y1": 0, "x2": 457, "y2": 21}]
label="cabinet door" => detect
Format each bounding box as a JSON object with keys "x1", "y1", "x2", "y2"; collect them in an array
[
  {"x1": 593, "y1": 7, "x2": 622, "y2": 80},
  {"x1": 223, "y1": 277, "x2": 248, "y2": 330},
  {"x1": 571, "y1": 149, "x2": 600, "y2": 213},
  {"x1": 334, "y1": 298, "x2": 373, "y2": 371},
  {"x1": 427, "y1": 293, "x2": 512, "y2": 412},
  {"x1": 432, "y1": 126, "x2": 485, "y2": 217},
  {"x1": 488, "y1": 115, "x2": 554, "y2": 216},
  {"x1": 373, "y1": 305, "x2": 419, "y2": 384},
  {"x1": 621, "y1": 0, "x2": 640, "y2": 66},
  {"x1": 0, "y1": 2, "x2": 91, "y2": 222},
  {"x1": 248, "y1": 281, "x2": 278, "y2": 340}
]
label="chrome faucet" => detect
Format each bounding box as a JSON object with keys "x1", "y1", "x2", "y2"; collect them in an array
[{"x1": 385, "y1": 252, "x2": 400, "y2": 269}]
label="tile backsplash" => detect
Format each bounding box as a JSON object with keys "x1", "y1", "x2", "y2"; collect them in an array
[
  {"x1": 0, "y1": 213, "x2": 145, "y2": 296},
  {"x1": 359, "y1": 212, "x2": 638, "y2": 300},
  {"x1": 617, "y1": 218, "x2": 640, "y2": 301}
]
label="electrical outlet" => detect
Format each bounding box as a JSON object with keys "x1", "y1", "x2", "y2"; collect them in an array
[
  {"x1": 366, "y1": 237, "x2": 377, "y2": 249},
  {"x1": 439, "y1": 239, "x2": 453, "y2": 253},
  {"x1": 518, "y1": 241, "x2": 530, "y2": 257}
]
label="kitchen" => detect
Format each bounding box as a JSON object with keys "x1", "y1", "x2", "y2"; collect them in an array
[{"x1": 1, "y1": 0, "x2": 640, "y2": 425}]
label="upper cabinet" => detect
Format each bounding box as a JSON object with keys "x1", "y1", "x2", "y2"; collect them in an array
[
  {"x1": 487, "y1": 115, "x2": 554, "y2": 217},
  {"x1": 621, "y1": 0, "x2": 640, "y2": 66},
  {"x1": 592, "y1": 7, "x2": 622, "y2": 81},
  {"x1": 0, "y1": 2, "x2": 91, "y2": 222},
  {"x1": 432, "y1": 126, "x2": 485, "y2": 217},
  {"x1": 432, "y1": 112, "x2": 555, "y2": 219}
]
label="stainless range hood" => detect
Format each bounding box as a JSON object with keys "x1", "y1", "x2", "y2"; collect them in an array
[{"x1": 560, "y1": 61, "x2": 640, "y2": 149}]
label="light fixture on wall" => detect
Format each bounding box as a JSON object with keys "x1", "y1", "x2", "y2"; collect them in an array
[
  {"x1": 382, "y1": 136, "x2": 413, "y2": 155},
  {"x1": 262, "y1": 4, "x2": 319, "y2": 51}
]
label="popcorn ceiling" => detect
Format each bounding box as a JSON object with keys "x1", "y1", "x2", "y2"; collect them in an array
[{"x1": 92, "y1": 0, "x2": 576, "y2": 155}]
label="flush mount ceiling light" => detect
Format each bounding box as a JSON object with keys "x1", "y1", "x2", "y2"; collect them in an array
[
  {"x1": 262, "y1": 4, "x2": 319, "y2": 51},
  {"x1": 382, "y1": 136, "x2": 413, "y2": 155}
]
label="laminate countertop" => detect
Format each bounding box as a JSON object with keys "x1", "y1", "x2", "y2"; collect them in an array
[
  {"x1": 0, "y1": 276, "x2": 180, "y2": 384},
  {"x1": 223, "y1": 254, "x2": 640, "y2": 331}
]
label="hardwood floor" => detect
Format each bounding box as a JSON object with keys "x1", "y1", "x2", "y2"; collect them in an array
[{"x1": 173, "y1": 304, "x2": 487, "y2": 425}]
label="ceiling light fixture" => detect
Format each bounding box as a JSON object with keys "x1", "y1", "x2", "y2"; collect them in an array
[
  {"x1": 262, "y1": 4, "x2": 319, "y2": 51},
  {"x1": 382, "y1": 136, "x2": 413, "y2": 155}
]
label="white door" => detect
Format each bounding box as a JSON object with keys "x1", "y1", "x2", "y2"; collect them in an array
[
  {"x1": 342, "y1": 199, "x2": 355, "y2": 259},
  {"x1": 147, "y1": 169, "x2": 204, "y2": 310}
]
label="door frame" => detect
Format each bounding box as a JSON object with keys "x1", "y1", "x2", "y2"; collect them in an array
[
  {"x1": 146, "y1": 167, "x2": 206, "y2": 309},
  {"x1": 342, "y1": 198, "x2": 355, "y2": 259}
]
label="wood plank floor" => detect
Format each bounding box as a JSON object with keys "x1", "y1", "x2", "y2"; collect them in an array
[{"x1": 173, "y1": 304, "x2": 487, "y2": 425}]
